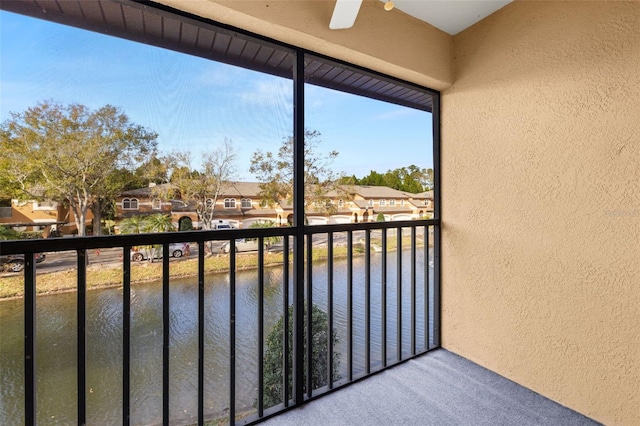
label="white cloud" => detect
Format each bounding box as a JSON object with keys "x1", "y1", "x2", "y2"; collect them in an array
[
  {"x1": 239, "y1": 79, "x2": 292, "y2": 108},
  {"x1": 373, "y1": 108, "x2": 419, "y2": 121}
]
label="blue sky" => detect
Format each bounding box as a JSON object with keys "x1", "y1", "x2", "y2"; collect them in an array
[{"x1": 0, "y1": 10, "x2": 433, "y2": 181}]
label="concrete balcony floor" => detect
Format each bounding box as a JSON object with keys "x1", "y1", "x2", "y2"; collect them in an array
[{"x1": 263, "y1": 349, "x2": 599, "y2": 426}]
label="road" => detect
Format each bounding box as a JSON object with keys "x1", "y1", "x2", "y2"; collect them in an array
[{"x1": 2, "y1": 228, "x2": 427, "y2": 276}]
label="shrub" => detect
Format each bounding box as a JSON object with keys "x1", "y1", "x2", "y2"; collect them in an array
[
  {"x1": 261, "y1": 303, "x2": 340, "y2": 408},
  {"x1": 376, "y1": 212, "x2": 386, "y2": 222},
  {"x1": 179, "y1": 217, "x2": 193, "y2": 231},
  {"x1": 248, "y1": 220, "x2": 281, "y2": 246},
  {"x1": 0, "y1": 226, "x2": 22, "y2": 240}
]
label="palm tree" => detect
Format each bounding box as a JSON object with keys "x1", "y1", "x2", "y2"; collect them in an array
[
  {"x1": 119, "y1": 214, "x2": 176, "y2": 261},
  {"x1": 119, "y1": 215, "x2": 147, "y2": 235},
  {"x1": 144, "y1": 213, "x2": 175, "y2": 233}
]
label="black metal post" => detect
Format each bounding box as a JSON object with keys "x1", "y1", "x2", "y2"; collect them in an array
[
  {"x1": 411, "y1": 227, "x2": 417, "y2": 356},
  {"x1": 162, "y1": 245, "x2": 170, "y2": 425},
  {"x1": 77, "y1": 249, "x2": 87, "y2": 426},
  {"x1": 381, "y1": 229, "x2": 387, "y2": 367},
  {"x1": 365, "y1": 230, "x2": 371, "y2": 374},
  {"x1": 396, "y1": 227, "x2": 402, "y2": 362},
  {"x1": 292, "y1": 51, "x2": 306, "y2": 404},
  {"x1": 198, "y1": 242, "x2": 205, "y2": 425},
  {"x1": 282, "y1": 236, "x2": 290, "y2": 407},
  {"x1": 347, "y1": 230, "x2": 353, "y2": 381},
  {"x1": 229, "y1": 240, "x2": 236, "y2": 424},
  {"x1": 123, "y1": 247, "x2": 131, "y2": 426},
  {"x1": 433, "y1": 225, "x2": 441, "y2": 348},
  {"x1": 306, "y1": 235, "x2": 313, "y2": 397},
  {"x1": 258, "y1": 237, "x2": 265, "y2": 416},
  {"x1": 424, "y1": 227, "x2": 430, "y2": 351},
  {"x1": 24, "y1": 253, "x2": 36, "y2": 426},
  {"x1": 327, "y1": 232, "x2": 334, "y2": 389}
]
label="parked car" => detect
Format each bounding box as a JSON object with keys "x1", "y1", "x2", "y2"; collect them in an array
[
  {"x1": 130, "y1": 242, "x2": 190, "y2": 261},
  {"x1": 220, "y1": 238, "x2": 260, "y2": 253},
  {"x1": 212, "y1": 220, "x2": 234, "y2": 230},
  {"x1": 0, "y1": 253, "x2": 46, "y2": 273}
]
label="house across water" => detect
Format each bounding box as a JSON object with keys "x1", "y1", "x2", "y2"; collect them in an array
[{"x1": 114, "y1": 182, "x2": 434, "y2": 230}]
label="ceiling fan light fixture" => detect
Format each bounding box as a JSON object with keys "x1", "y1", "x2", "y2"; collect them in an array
[{"x1": 384, "y1": 0, "x2": 394, "y2": 11}]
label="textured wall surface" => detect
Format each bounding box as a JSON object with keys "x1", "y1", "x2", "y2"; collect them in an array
[
  {"x1": 155, "y1": 0, "x2": 453, "y2": 90},
  {"x1": 442, "y1": 2, "x2": 640, "y2": 424}
]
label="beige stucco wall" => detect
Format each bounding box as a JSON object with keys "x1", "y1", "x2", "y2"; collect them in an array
[
  {"x1": 442, "y1": 1, "x2": 640, "y2": 425},
  {"x1": 154, "y1": 0, "x2": 453, "y2": 90}
]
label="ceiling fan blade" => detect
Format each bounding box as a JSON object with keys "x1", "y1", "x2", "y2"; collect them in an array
[{"x1": 329, "y1": 0, "x2": 363, "y2": 30}]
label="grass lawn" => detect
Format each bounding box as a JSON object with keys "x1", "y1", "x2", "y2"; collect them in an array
[{"x1": 0, "y1": 236, "x2": 428, "y2": 299}]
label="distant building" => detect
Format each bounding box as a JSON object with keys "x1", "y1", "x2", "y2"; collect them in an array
[
  {"x1": 114, "y1": 182, "x2": 433, "y2": 230},
  {"x1": 0, "y1": 199, "x2": 92, "y2": 236}
]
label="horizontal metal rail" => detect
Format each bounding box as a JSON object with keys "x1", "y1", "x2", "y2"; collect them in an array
[{"x1": 0, "y1": 220, "x2": 438, "y2": 255}]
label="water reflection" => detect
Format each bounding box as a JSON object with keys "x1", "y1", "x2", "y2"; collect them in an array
[{"x1": 0, "y1": 249, "x2": 434, "y2": 424}]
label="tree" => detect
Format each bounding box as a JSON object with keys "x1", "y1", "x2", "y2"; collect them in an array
[
  {"x1": 118, "y1": 215, "x2": 148, "y2": 235},
  {"x1": 261, "y1": 304, "x2": 340, "y2": 408},
  {"x1": 356, "y1": 170, "x2": 385, "y2": 187},
  {"x1": 162, "y1": 140, "x2": 236, "y2": 255},
  {"x1": 143, "y1": 213, "x2": 176, "y2": 233},
  {"x1": 0, "y1": 226, "x2": 22, "y2": 241},
  {"x1": 353, "y1": 165, "x2": 434, "y2": 193},
  {"x1": 119, "y1": 213, "x2": 175, "y2": 234},
  {"x1": 167, "y1": 139, "x2": 237, "y2": 232},
  {"x1": 249, "y1": 129, "x2": 351, "y2": 215},
  {"x1": 0, "y1": 101, "x2": 157, "y2": 236},
  {"x1": 91, "y1": 167, "x2": 143, "y2": 236},
  {"x1": 119, "y1": 214, "x2": 175, "y2": 261}
]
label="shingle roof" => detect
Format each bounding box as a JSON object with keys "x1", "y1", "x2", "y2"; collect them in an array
[
  {"x1": 119, "y1": 183, "x2": 430, "y2": 207},
  {"x1": 221, "y1": 182, "x2": 265, "y2": 197},
  {"x1": 411, "y1": 190, "x2": 434, "y2": 199},
  {"x1": 408, "y1": 200, "x2": 428, "y2": 209},
  {"x1": 351, "y1": 185, "x2": 409, "y2": 198},
  {"x1": 352, "y1": 200, "x2": 371, "y2": 209},
  {"x1": 120, "y1": 183, "x2": 175, "y2": 197}
]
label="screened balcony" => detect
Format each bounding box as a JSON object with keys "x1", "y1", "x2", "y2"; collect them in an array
[{"x1": 1, "y1": 0, "x2": 637, "y2": 425}]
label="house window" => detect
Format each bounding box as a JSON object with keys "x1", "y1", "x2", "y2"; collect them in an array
[
  {"x1": 33, "y1": 200, "x2": 58, "y2": 211},
  {"x1": 400, "y1": 200, "x2": 405, "y2": 206},
  {"x1": 241, "y1": 198, "x2": 252, "y2": 208},
  {"x1": 152, "y1": 199, "x2": 161, "y2": 210},
  {"x1": 368, "y1": 200, "x2": 374, "y2": 207},
  {"x1": 122, "y1": 198, "x2": 138, "y2": 210},
  {"x1": 379, "y1": 199, "x2": 386, "y2": 207},
  {"x1": 389, "y1": 199, "x2": 396, "y2": 207},
  {"x1": 338, "y1": 199, "x2": 344, "y2": 208},
  {"x1": 224, "y1": 198, "x2": 236, "y2": 208}
]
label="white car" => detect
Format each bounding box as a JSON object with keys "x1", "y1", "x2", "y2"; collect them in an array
[
  {"x1": 130, "y1": 242, "x2": 189, "y2": 261},
  {"x1": 220, "y1": 238, "x2": 260, "y2": 253}
]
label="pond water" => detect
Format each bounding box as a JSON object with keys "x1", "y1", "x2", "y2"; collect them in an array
[{"x1": 0, "y1": 249, "x2": 435, "y2": 425}]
